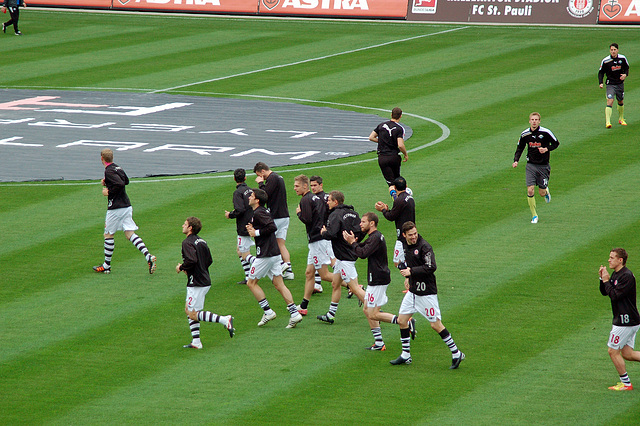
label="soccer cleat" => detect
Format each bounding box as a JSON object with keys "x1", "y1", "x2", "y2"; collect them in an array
[
  {"x1": 619, "y1": 119, "x2": 627, "y2": 126},
  {"x1": 608, "y1": 382, "x2": 633, "y2": 391},
  {"x1": 257, "y1": 311, "x2": 277, "y2": 327},
  {"x1": 183, "y1": 342, "x2": 202, "y2": 349},
  {"x1": 366, "y1": 344, "x2": 386, "y2": 351},
  {"x1": 286, "y1": 312, "x2": 303, "y2": 329},
  {"x1": 390, "y1": 355, "x2": 412, "y2": 365},
  {"x1": 450, "y1": 352, "x2": 466, "y2": 369},
  {"x1": 14, "y1": 31, "x2": 21, "y2": 35},
  {"x1": 606, "y1": 123, "x2": 612, "y2": 129},
  {"x1": 317, "y1": 314, "x2": 334, "y2": 324},
  {"x1": 408, "y1": 318, "x2": 417, "y2": 340},
  {"x1": 2, "y1": 23, "x2": 5, "y2": 33},
  {"x1": 544, "y1": 188, "x2": 551, "y2": 203},
  {"x1": 296, "y1": 305, "x2": 308, "y2": 316},
  {"x1": 225, "y1": 315, "x2": 235, "y2": 338},
  {"x1": 282, "y1": 270, "x2": 295, "y2": 280},
  {"x1": 93, "y1": 265, "x2": 111, "y2": 274},
  {"x1": 147, "y1": 255, "x2": 157, "y2": 274},
  {"x1": 313, "y1": 284, "x2": 323, "y2": 294},
  {"x1": 531, "y1": 216, "x2": 538, "y2": 224},
  {"x1": 237, "y1": 279, "x2": 247, "y2": 285}
]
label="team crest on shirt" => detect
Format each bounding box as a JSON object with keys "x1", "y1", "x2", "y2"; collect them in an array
[{"x1": 414, "y1": 249, "x2": 419, "y2": 255}]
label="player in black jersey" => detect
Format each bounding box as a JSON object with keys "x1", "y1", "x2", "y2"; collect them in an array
[
  {"x1": 254, "y1": 162, "x2": 294, "y2": 280},
  {"x1": 512, "y1": 112, "x2": 559, "y2": 224},
  {"x1": 343, "y1": 212, "x2": 402, "y2": 351},
  {"x1": 598, "y1": 43, "x2": 630, "y2": 128},
  {"x1": 599, "y1": 248, "x2": 640, "y2": 391},
  {"x1": 225, "y1": 169, "x2": 254, "y2": 285},
  {"x1": 294, "y1": 175, "x2": 334, "y2": 316},
  {"x1": 317, "y1": 191, "x2": 366, "y2": 324},
  {"x1": 93, "y1": 149, "x2": 156, "y2": 275},
  {"x1": 243, "y1": 189, "x2": 303, "y2": 329},
  {"x1": 2, "y1": 0, "x2": 25, "y2": 35},
  {"x1": 375, "y1": 176, "x2": 415, "y2": 268},
  {"x1": 310, "y1": 175, "x2": 336, "y2": 294},
  {"x1": 369, "y1": 107, "x2": 409, "y2": 198},
  {"x1": 177, "y1": 217, "x2": 234, "y2": 349},
  {"x1": 390, "y1": 222, "x2": 464, "y2": 368}
]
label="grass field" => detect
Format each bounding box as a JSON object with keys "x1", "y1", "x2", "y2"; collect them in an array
[{"x1": 1, "y1": 9, "x2": 640, "y2": 424}]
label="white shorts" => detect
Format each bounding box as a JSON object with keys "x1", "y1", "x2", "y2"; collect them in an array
[
  {"x1": 186, "y1": 286, "x2": 210, "y2": 311},
  {"x1": 608, "y1": 324, "x2": 640, "y2": 350},
  {"x1": 365, "y1": 285, "x2": 389, "y2": 308},
  {"x1": 104, "y1": 206, "x2": 138, "y2": 235},
  {"x1": 399, "y1": 292, "x2": 441, "y2": 322},
  {"x1": 334, "y1": 259, "x2": 357, "y2": 283},
  {"x1": 322, "y1": 239, "x2": 335, "y2": 260},
  {"x1": 274, "y1": 217, "x2": 289, "y2": 240},
  {"x1": 237, "y1": 235, "x2": 255, "y2": 253},
  {"x1": 249, "y1": 255, "x2": 283, "y2": 280},
  {"x1": 308, "y1": 240, "x2": 332, "y2": 268},
  {"x1": 393, "y1": 240, "x2": 405, "y2": 264}
]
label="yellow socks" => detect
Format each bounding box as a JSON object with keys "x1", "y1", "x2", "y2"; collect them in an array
[
  {"x1": 606, "y1": 106, "x2": 613, "y2": 127},
  {"x1": 528, "y1": 195, "x2": 537, "y2": 217}
]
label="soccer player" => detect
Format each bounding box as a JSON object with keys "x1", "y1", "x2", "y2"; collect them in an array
[
  {"x1": 512, "y1": 112, "x2": 559, "y2": 224},
  {"x1": 243, "y1": 189, "x2": 303, "y2": 329},
  {"x1": 599, "y1": 248, "x2": 640, "y2": 391},
  {"x1": 93, "y1": 148, "x2": 156, "y2": 275},
  {"x1": 390, "y1": 221, "x2": 464, "y2": 368},
  {"x1": 294, "y1": 175, "x2": 334, "y2": 316},
  {"x1": 317, "y1": 191, "x2": 366, "y2": 324},
  {"x1": 375, "y1": 176, "x2": 415, "y2": 268},
  {"x1": 598, "y1": 43, "x2": 630, "y2": 128},
  {"x1": 253, "y1": 162, "x2": 294, "y2": 280},
  {"x1": 177, "y1": 217, "x2": 234, "y2": 349},
  {"x1": 225, "y1": 168, "x2": 254, "y2": 285},
  {"x1": 310, "y1": 175, "x2": 336, "y2": 294},
  {"x1": 1, "y1": 0, "x2": 25, "y2": 36},
  {"x1": 343, "y1": 212, "x2": 409, "y2": 351},
  {"x1": 369, "y1": 107, "x2": 409, "y2": 198}
]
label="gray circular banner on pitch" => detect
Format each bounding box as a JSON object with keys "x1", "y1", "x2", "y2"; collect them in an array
[{"x1": 0, "y1": 90, "x2": 412, "y2": 182}]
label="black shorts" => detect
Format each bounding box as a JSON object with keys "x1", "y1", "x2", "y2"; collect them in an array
[{"x1": 378, "y1": 154, "x2": 401, "y2": 186}]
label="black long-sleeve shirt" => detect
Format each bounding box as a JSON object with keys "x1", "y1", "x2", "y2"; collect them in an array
[
  {"x1": 382, "y1": 191, "x2": 415, "y2": 243},
  {"x1": 598, "y1": 54, "x2": 630, "y2": 86},
  {"x1": 227, "y1": 182, "x2": 253, "y2": 237},
  {"x1": 104, "y1": 163, "x2": 131, "y2": 210},
  {"x1": 180, "y1": 233, "x2": 212, "y2": 288},
  {"x1": 259, "y1": 172, "x2": 289, "y2": 219},
  {"x1": 250, "y1": 206, "x2": 280, "y2": 258},
  {"x1": 297, "y1": 191, "x2": 326, "y2": 243},
  {"x1": 404, "y1": 234, "x2": 437, "y2": 296},
  {"x1": 351, "y1": 230, "x2": 390, "y2": 286},
  {"x1": 321, "y1": 204, "x2": 361, "y2": 262},
  {"x1": 600, "y1": 266, "x2": 640, "y2": 327},
  {"x1": 513, "y1": 126, "x2": 559, "y2": 166}
]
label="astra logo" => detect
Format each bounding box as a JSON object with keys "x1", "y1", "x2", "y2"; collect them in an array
[{"x1": 280, "y1": 0, "x2": 369, "y2": 10}]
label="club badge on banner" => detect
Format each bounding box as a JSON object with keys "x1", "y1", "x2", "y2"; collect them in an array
[{"x1": 598, "y1": 0, "x2": 640, "y2": 23}]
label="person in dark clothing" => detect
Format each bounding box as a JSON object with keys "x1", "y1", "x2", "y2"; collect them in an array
[
  {"x1": 225, "y1": 168, "x2": 254, "y2": 284},
  {"x1": 369, "y1": 107, "x2": 408, "y2": 197},
  {"x1": 375, "y1": 176, "x2": 415, "y2": 267},
  {"x1": 2, "y1": 0, "x2": 25, "y2": 35},
  {"x1": 598, "y1": 43, "x2": 630, "y2": 128}
]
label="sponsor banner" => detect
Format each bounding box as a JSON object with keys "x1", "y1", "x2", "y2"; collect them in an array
[
  {"x1": 598, "y1": 0, "x2": 640, "y2": 23},
  {"x1": 408, "y1": 0, "x2": 597, "y2": 23},
  {"x1": 258, "y1": 0, "x2": 408, "y2": 18},
  {"x1": 112, "y1": 0, "x2": 259, "y2": 13},
  {"x1": 28, "y1": 0, "x2": 111, "y2": 7}
]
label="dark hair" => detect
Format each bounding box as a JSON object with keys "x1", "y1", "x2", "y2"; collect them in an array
[
  {"x1": 610, "y1": 43, "x2": 619, "y2": 49},
  {"x1": 611, "y1": 248, "x2": 628, "y2": 265},
  {"x1": 310, "y1": 175, "x2": 323, "y2": 185},
  {"x1": 401, "y1": 221, "x2": 416, "y2": 234},
  {"x1": 393, "y1": 176, "x2": 407, "y2": 191},
  {"x1": 186, "y1": 216, "x2": 202, "y2": 235},
  {"x1": 391, "y1": 107, "x2": 402, "y2": 120},
  {"x1": 362, "y1": 212, "x2": 379, "y2": 226},
  {"x1": 253, "y1": 162, "x2": 270, "y2": 173},
  {"x1": 329, "y1": 190, "x2": 344, "y2": 205},
  {"x1": 234, "y1": 168, "x2": 246, "y2": 183},
  {"x1": 253, "y1": 188, "x2": 268, "y2": 206}
]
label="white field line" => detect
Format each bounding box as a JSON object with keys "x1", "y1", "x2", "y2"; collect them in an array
[
  {"x1": 0, "y1": 95, "x2": 449, "y2": 187},
  {"x1": 150, "y1": 26, "x2": 468, "y2": 94}
]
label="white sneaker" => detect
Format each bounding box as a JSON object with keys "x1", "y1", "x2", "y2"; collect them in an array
[
  {"x1": 531, "y1": 216, "x2": 538, "y2": 224},
  {"x1": 544, "y1": 188, "x2": 551, "y2": 203},
  {"x1": 286, "y1": 312, "x2": 303, "y2": 329},
  {"x1": 282, "y1": 270, "x2": 295, "y2": 280},
  {"x1": 313, "y1": 283, "x2": 323, "y2": 293},
  {"x1": 257, "y1": 311, "x2": 277, "y2": 326},
  {"x1": 183, "y1": 342, "x2": 202, "y2": 349}
]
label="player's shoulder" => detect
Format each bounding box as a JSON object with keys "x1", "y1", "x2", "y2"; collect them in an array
[
  {"x1": 618, "y1": 54, "x2": 629, "y2": 61},
  {"x1": 520, "y1": 128, "x2": 532, "y2": 137},
  {"x1": 601, "y1": 55, "x2": 613, "y2": 64}
]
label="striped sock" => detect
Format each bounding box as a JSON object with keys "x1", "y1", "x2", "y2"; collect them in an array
[
  {"x1": 240, "y1": 256, "x2": 251, "y2": 279},
  {"x1": 188, "y1": 318, "x2": 200, "y2": 342},
  {"x1": 287, "y1": 303, "x2": 298, "y2": 316},
  {"x1": 259, "y1": 298, "x2": 274, "y2": 315},
  {"x1": 129, "y1": 233, "x2": 151, "y2": 261},
  {"x1": 439, "y1": 328, "x2": 460, "y2": 357},
  {"x1": 620, "y1": 373, "x2": 631, "y2": 386},
  {"x1": 400, "y1": 327, "x2": 411, "y2": 358},
  {"x1": 391, "y1": 315, "x2": 398, "y2": 324},
  {"x1": 198, "y1": 311, "x2": 220, "y2": 323},
  {"x1": 104, "y1": 238, "x2": 114, "y2": 268},
  {"x1": 371, "y1": 327, "x2": 384, "y2": 347},
  {"x1": 327, "y1": 302, "x2": 339, "y2": 319},
  {"x1": 315, "y1": 271, "x2": 321, "y2": 286}
]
